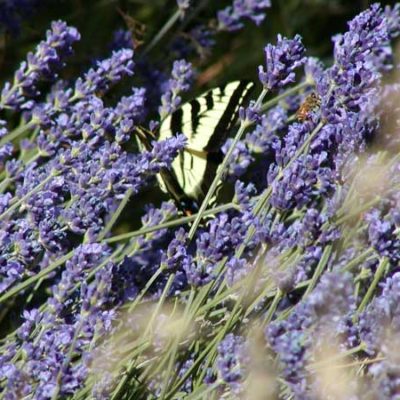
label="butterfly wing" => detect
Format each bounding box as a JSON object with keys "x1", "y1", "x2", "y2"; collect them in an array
[
  {"x1": 157, "y1": 80, "x2": 254, "y2": 208},
  {"x1": 159, "y1": 80, "x2": 254, "y2": 151}
]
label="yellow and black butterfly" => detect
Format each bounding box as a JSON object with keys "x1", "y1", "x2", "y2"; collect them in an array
[{"x1": 136, "y1": 80, "x2": 254, "y2": 214}]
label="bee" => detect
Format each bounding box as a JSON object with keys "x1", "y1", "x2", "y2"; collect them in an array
[{"x1": 296, "y1": 92, "x2": 321, "y2": 122}]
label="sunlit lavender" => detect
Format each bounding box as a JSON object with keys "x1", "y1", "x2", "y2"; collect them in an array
[{"x1": 1, "y1": 1, "x2": 400, "y2": 399}]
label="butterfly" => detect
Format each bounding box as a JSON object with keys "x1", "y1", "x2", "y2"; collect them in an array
[{"x1": 137, "y1": 80, "x2": 254, "y2": 214}]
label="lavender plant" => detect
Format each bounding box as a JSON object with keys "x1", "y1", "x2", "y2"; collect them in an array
[{"x1": 1, "y1": 2, "x2": 400, "y2": 400}]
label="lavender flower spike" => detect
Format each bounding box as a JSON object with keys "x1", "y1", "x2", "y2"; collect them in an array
[
  {"x1": 74, "y1": 48, "x2": 135, "y2": 99},
  {"x1": 159, "y1": 59, "x2": 194, "y2": 119},
  {"x1": 258, "y1": 34, "x2": 305, "y2": 91},
  {"x1": 1, "y1": 20, "x2": 80, "y2": 110},
  {"x1": 218, "y1": 0, "x2": 271, "y2": 32},
  {"x1": 216, "y1": 334, "x2": 249, "y2": 395}
]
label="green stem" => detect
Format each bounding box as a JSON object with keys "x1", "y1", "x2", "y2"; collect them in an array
[
  {"x1": 142, "y1": 10, "x2": 181, "y2": 57},
  {"x1": 357, "y1": 257, "x2": 388, "y2": 314},
  {"x1": 335, "y1": 197, "x2": 381, "y2": 225},
  {"x1": 0, "y1": 173, "x2": 54, "y2": 222},
  {"x1": 179, "y1": 0, "x2": 210, "y2": 31},
  {"x1": 0, "y1": 122, "x2": 33, "y2": 147},
  {"x1": 25, "y1": 277, "x2": 44, "y2": 305},
  {"x1": 158, "y1": 290, "x2": 195, "y2": 399},
  {"x1": 263, "y1": 289, "x2": 282, "y2": 325},
  {"x1": 97, "y1": 188, "x2": 133, "y2": 241},
  {"x1": 0, "y1": 250, "x2": 74, "y2": 305},
  {"x1": 260, "y1": 80, "x2": 310, "y2": 114},
  {"x1": 111, "y1": 274, "x2": 175, "y2": 400},
  {"x1": 183, "y1": 383, "x2": 220, "y2": 400},
  {"x1": 343, "y1": 248, "x2": 374, "y2": 272},
  {"x1": 105, "y1": 202, "x2": 238, "y2": 244},
  {"x1": 308, "y1": 343, "x2": 366, "y2": 371},
  {"x1": 126, "y1": 268, "x2": 164, "y2": 313},
  {"x1": 303, "y1": 244, "x2": 332, "y2": 298}
]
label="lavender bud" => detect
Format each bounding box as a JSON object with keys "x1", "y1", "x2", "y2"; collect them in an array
[
  {"x1": 159, "y1": 59, "x2": 194, "y2": 118},
  {"x1": 1, "y1": 20, "x2": 80, "y2": 110},
  {"x1": 217, "y1": 0, "x2": 271, "y2": 32},
  {"x1": 258, "y1": 34, "x2": 306, "y2": 91}
]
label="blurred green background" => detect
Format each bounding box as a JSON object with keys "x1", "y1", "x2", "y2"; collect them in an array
[{"x1": 1, "y1": 0, "x2": 398, "y2": 87}]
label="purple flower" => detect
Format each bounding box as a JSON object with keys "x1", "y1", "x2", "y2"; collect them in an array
[
  {"x1": 170, "y1": 25, "x2": 215, "y2": 59},
  {"x1": 359, "y1": 273, "x2": 400, "y2": 355},
  {"x1": 216, "y1": 334, "x2": 249, "y2": 394},
  {"x1": 266, "y1": 272, "x2": 355, "y2": 397},
  {"x1": 384, "y1": 4, "x2": 400, "y2": 38},
  {"x1": 49, "y1": 244, "x2": 110, "y2": 315},
  {"x1": 2, "y1": 243, "x2": 115, "y2": 399},
  {"x1": 245, "y1": 105, "x2": 287, "y2": 155},
  {"x1": 217, "y1": 0, "x2": 271, "y2": 32},
  {"x1": 268, "y1": 153, "x2": 335, "y2": 211},
  {"x1": 74, "y1": 49, "x2": 134, "y2": 99},
  {"x1": 366, "y1": 209, "x2": 400, "y2": 264},
  {"x1": 233, "y1": 181, "x2": 256, "y2": 211},
  {"x1": 0, "y1": 119, "x2": 13, "y2": 166},
  {"x1": 190, "y1": 25, "x2": 215, "y2": 55},
  {"x1": 114, "y1": 87, "x2": 147, "y2": 142},
  {"x1": 266, "y1": 302, "x2": 313, "y2": 396},
  {"x1": 185, "y1": 211, "x2": 257, "y2": 286},
  {"x1": 161, "y1": 228, "x2": 188, "y2": 271},
  {"x1": 111, "y1": 201, "x2": 179, "y2": 301},
  {"x1": 110, "y1": 28, "x2": 133, "y2": 50},
  {"x1": 317, "y1": 4, "x2": 400, "y2": 133},
  {"x1": 258, "y1": 34, "x2": 306, "y2": 91},
  {"x1": 226, "y1": 257, "x2": 248, "y2": 286},
  {"x1": 222, "y1": 138, "x2": 253, "y2": 179},
  {"x1": 1, "y1": 20, "x2": 80, "y2": 110},
  {"x1": 159, "y1": 59, "x2": 194, "y2": 118},
  {"x1": 307, "y1": 272, "x2": 355, "y2": 327}
]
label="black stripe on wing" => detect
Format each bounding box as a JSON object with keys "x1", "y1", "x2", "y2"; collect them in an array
[
  {"x1": 159, "y1": 167, "x2": 188, "y2": 203},
  {"x1": 204, "y1": 80, "x2": 254, "y2": 152},
  {"x1": 190, "y1": 99, "x2": 201, "y2": 135},
  {"x1": 170, "y1": 108, "x2": 183, "y2": 136},
  {"x1": 205, "y1": 89, "x2": 214, "y2": 109}
]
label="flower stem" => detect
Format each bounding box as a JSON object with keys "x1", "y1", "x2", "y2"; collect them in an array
[
  {"x1": 97, "y1": 188, "x2": 133, "y2": 241},
  {"x1": 0, "y1": 122, "x2": 33, "y2": 147},
  {"x1": 0, "y1": 250, "x2": 74, "y2": 305},
  {"x1": 260, "y1": 80, "x2": 310, "y2": 113},
  {"x1": 142, "y1": 10, "x2": 181, "y2": 57},
  {"x1": 0, "y1": 173, "x2": 54, "y2": 222},
  {"x1": 303, "y1": 244, "x2": 333, "y2": 298},
  {"x1": 357, "y1": 257, "x2": 388, "y2": 313},
  {"x1": 106, "y1": 202, "x2": 238, "y2": 244}
]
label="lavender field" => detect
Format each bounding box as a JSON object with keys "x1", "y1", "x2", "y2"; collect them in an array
[{"x1": 1, "y1": 1, "x2": 400, "y2": 399}]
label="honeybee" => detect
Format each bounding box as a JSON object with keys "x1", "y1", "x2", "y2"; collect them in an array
[{"x1": 296, "y1": 92, "x2": 321, "y2": 122}]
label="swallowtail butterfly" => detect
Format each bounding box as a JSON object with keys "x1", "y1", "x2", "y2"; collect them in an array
[{"x1": 137, "y1": 80, "x2": 254, "y2": 214}]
